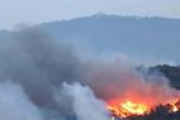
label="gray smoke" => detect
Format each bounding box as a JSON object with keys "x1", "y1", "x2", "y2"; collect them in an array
[
  {"x1": 0, "y1": 28, "x2": 179, "y2": 120},
  {"x1": 0, "y1": 28, "x2": 111, "y2": 120},
  {"x1": 0, "y1": 81, "x2": 43, "y2": 120}
]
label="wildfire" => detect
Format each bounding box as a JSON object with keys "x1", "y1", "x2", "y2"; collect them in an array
[
  {"x1": 168, "y1": 100, "x2": 179, "y2": 112},
  {"x1": 108, "y1": 100, "x2": 150, "y2": 118},
  {"x1": 172, "y1": 105, "x2": 178, "y2": 112},
  {"x1": 107, "y1": 99, "x2": 180, "y2": 118},
  {"x1": 121, "y1": 101, "x2": 148, "y2": 114}
]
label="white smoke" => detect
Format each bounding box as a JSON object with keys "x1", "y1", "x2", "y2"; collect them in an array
[
  {"x1": 0, "y1": 81, "x2": 43, "y2": 120},
  {"x1": 55, "y1": 82, "x2": 111, "y2": 120}
]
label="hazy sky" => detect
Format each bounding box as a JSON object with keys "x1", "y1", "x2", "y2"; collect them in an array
[{"x1": 0, "y1": 0, "x2": 180, "y2": 29}]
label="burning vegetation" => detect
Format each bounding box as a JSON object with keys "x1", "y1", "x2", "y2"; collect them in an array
[
  {"x1": 87, "y1": 60, "x2": 180, "y2": 120},
  {"x1": 108, "y1": 100, "x2": 150, "y2": 118},
  {"x1": 104, "y1": 65, "x2": 180, "y2": 120},
  {"x1": 107, "y1": 99, "x2": 180, "y2": 119}
]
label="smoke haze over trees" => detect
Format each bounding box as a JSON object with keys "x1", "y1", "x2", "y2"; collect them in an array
[{"x1": 0, "y1": 14, "x2": 180, "y2": 120}]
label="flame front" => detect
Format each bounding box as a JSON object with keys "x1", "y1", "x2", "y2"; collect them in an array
[
  {"x1": 108, "y1": 100, "x2": 149, "y2": 118},
  {"x1": 107, "y1": 99, "x2": 180, "y2": 118}
]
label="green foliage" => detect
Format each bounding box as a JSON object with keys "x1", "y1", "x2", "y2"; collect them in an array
[{"x1": 150, "y1": 64, "x2": 180, "y2": 89}]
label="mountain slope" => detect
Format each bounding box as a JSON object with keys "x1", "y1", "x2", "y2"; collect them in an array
[
  {"x1": 38, "y1": 14, "x2": 180, "y2": 62},
  {"x1": 1, "y1": 14, "x2": 180, "y2": 62}
]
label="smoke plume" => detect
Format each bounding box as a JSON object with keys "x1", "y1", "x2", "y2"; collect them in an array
[
  {"x1": 0, "y1": 81, "x2": 43, "y2": 120},
  {"x1": 84, "y1": 59, "x2": 180, "y2": 107},
  {"x1": 56, "y1": 82, "x2": 110, "y2": 120},
  {"x1": 0, "y1": 28, "x2": 179, "y2": 120}
]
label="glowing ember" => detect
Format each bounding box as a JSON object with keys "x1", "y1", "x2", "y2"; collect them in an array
[
  {"x1": 172, "y1": 105, "x2": 178, "y2": 112},
  {"x1": 169, "y1": 100, "x2": 179, "y2": 112}
]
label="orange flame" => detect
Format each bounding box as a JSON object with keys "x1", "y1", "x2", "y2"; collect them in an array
[
  {"x1": 120, "y1": 101, "x2": 148, "y2": 115},
  {"x1": 169, "y1": 100, "x2": 179, "y2": 112},
  {"x1": 172, "y1": 105, "x2": 178, "y2": 112},
  {"x1": 108, "y1": 100, "x2": 150, "y2": 118},
  {"x1": 107, "y1": 99, "x2": 180, "y2": 118}
]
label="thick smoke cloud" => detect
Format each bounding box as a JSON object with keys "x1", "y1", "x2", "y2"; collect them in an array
[
  {"x1": 0, "y1": 28, "x2": 112, "y2": 120},
  {"x1": 0, "y1": 28, "x2": 84, "y2": 119},
  {"x1": 0, "y1": 28, "x2": 179, "y2": 120}
]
